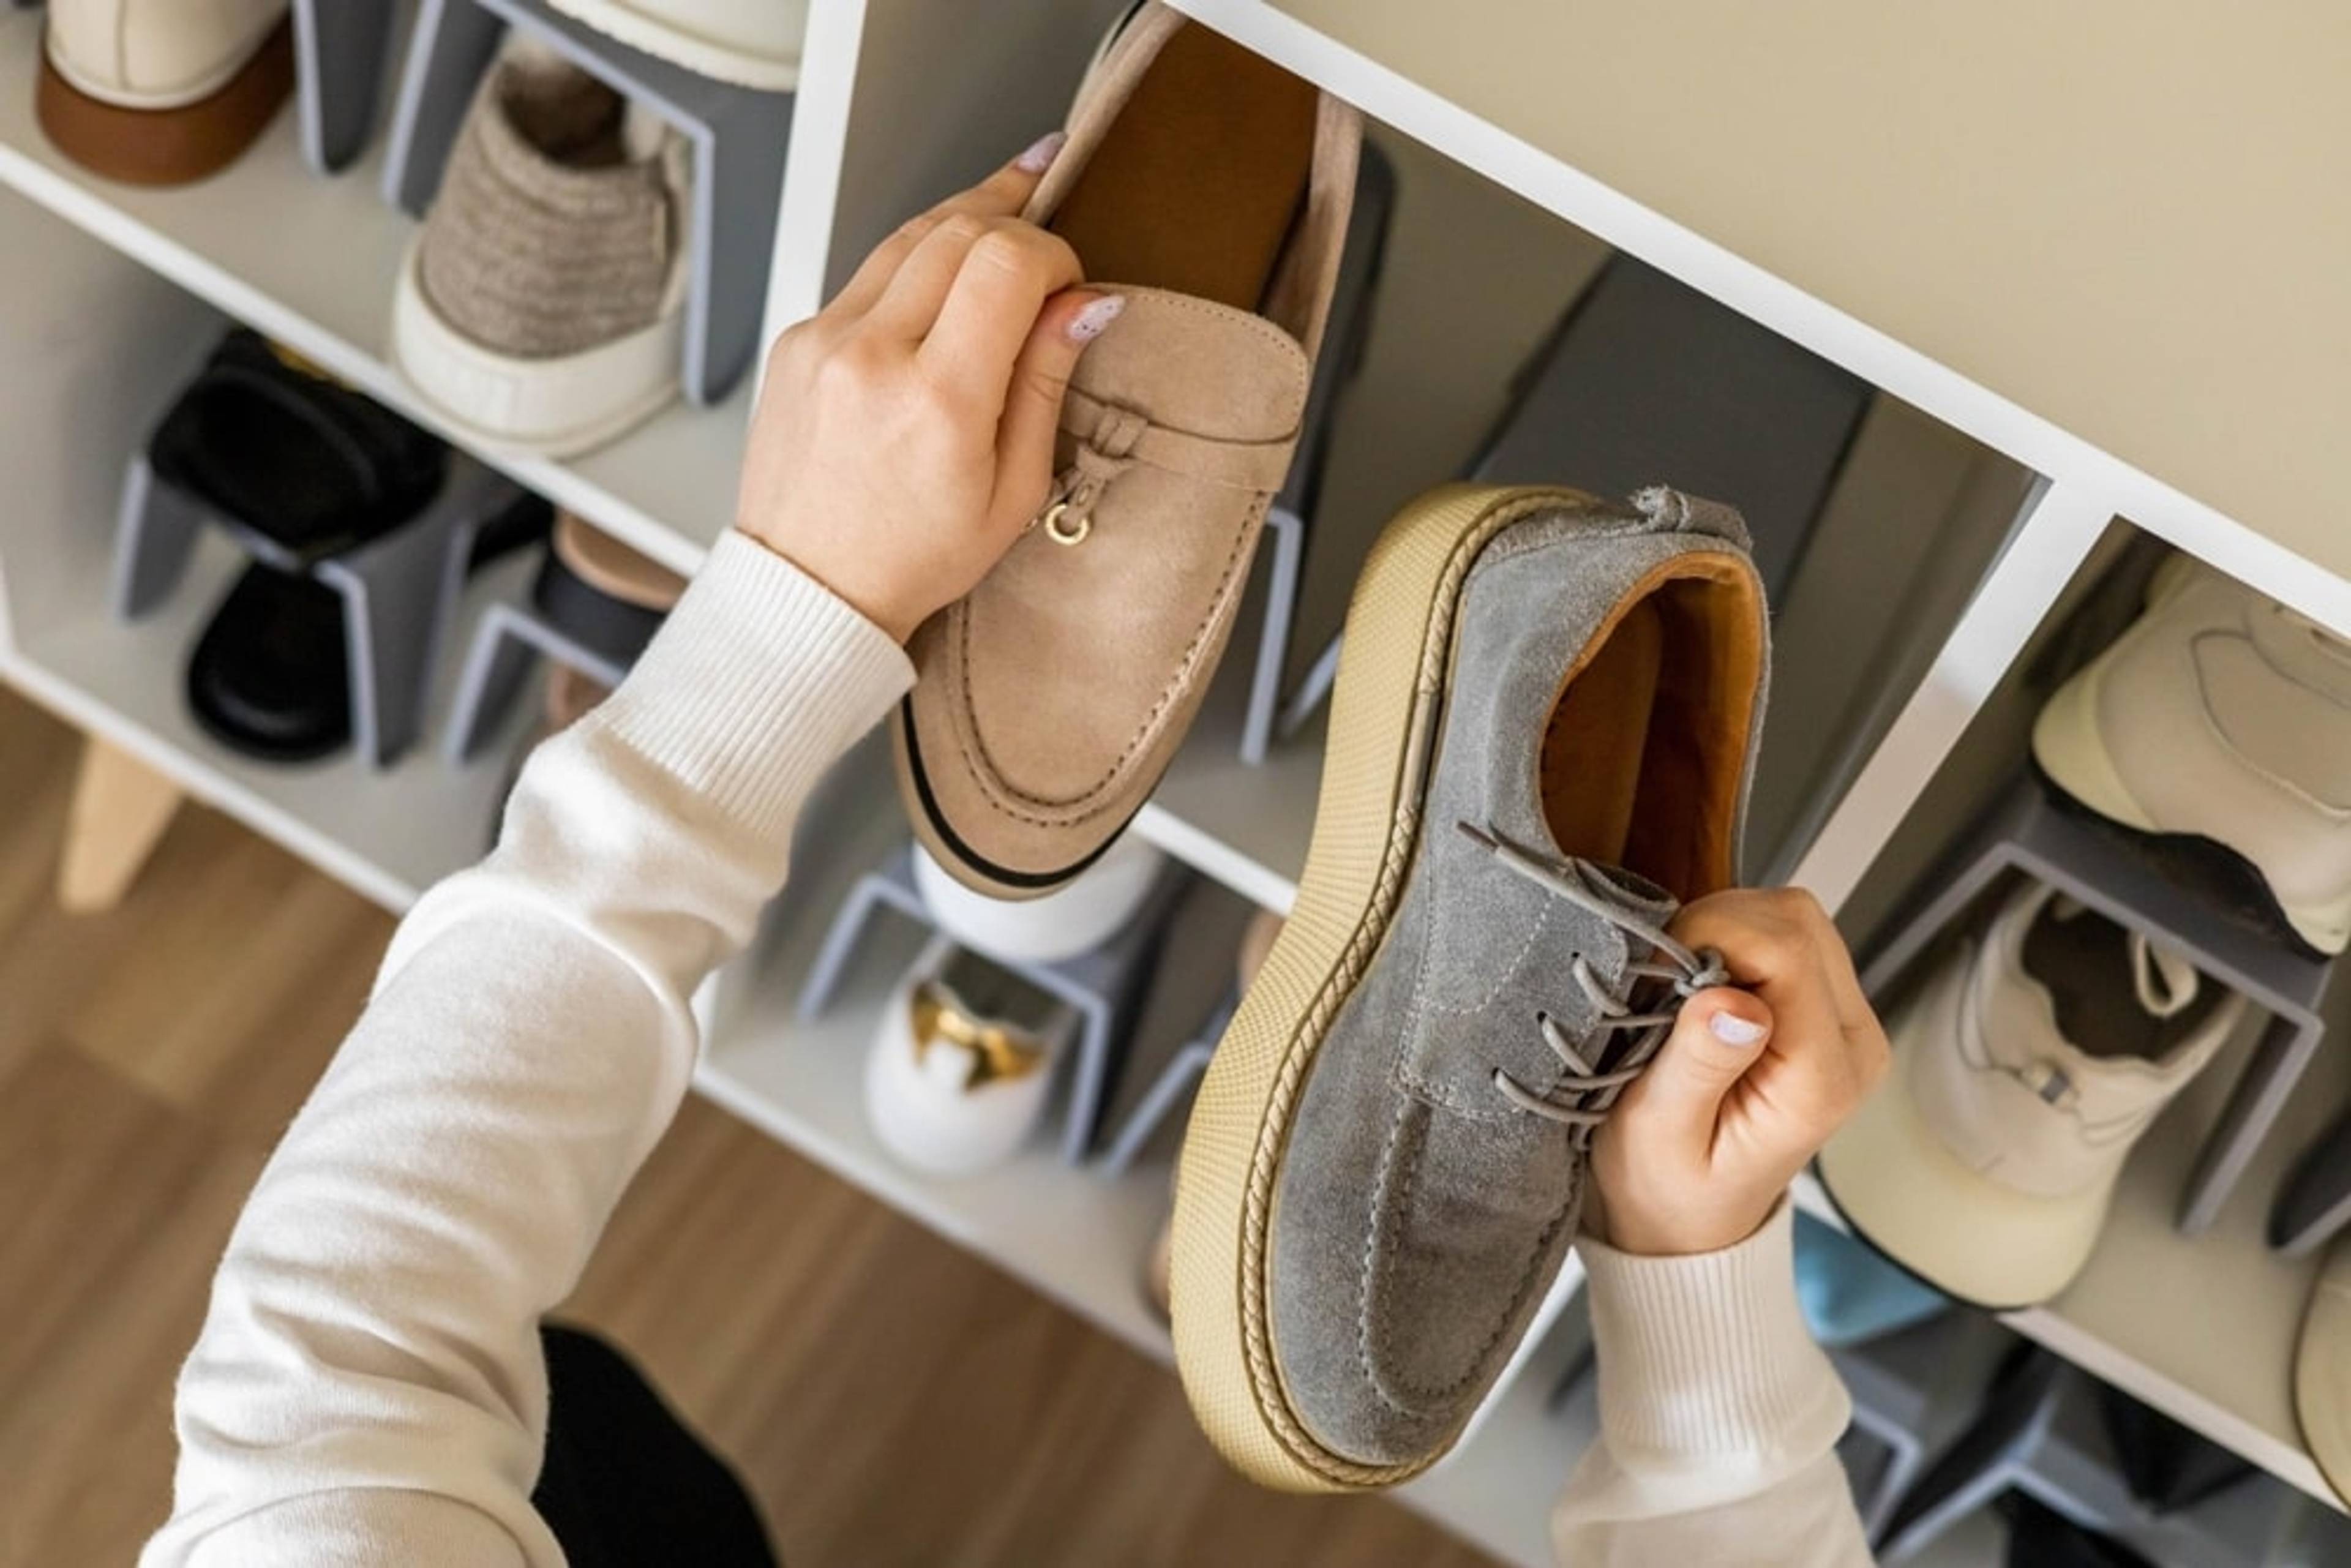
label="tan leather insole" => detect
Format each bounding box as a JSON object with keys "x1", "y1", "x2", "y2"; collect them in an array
[
  {"x1": 1540, "y1": 600, "x2": 1664, "y2": 872},
  {"x1": 1535, "y1": 565, "x2": 1764, "y2": 901},
  {"x1": 1048, "y1": 25, "x2": 1319, "y2": 310}
]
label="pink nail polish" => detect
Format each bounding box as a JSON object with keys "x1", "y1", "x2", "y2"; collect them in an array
[
  {"x1": 1067, "y1": 294, "x2": 1127, "y2": 342},
  {"x1": 1015, "y1": 131, "x2": 1067, "y2": 174}
]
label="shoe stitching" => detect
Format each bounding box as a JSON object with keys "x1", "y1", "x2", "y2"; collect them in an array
[
  {"x1": 1355, "y1": 1099, "x2": 1578, "y2": 1411},
  {"x1": 2187, "y1": 629, "x2": 2351, "y2": 819},
  {"x1": 1414, "y1": 894, "x2": 1553, "y2": 1021},
  {"x1": 1396, "y1": 890, "x2": 1554, "y2": 1122},
  {"x1": 941, "y1": 492, "x2": 1272, "y2": 825},
  {"x1": 928, "y1": 290, "x2": 1310, "y2": 825}
]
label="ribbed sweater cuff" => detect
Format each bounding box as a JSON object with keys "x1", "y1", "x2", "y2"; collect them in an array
[
  {"x1": 591, "y1": 530, "x2": 913, "y2": 844},
  {"x1": 1579, "y1": 1198, "x2": 1845, "y2": 1466}
]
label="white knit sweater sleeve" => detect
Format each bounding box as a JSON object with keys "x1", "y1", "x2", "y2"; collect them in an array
[
  {"x1": 141, "y1": 532, "x2": 914, "y2": 1568},
  {"x1": 1553, "y1": 1198, "x2": 1874, "y2": 1565},
  {"x1": 140, "y1": 531, "x2": 1867, "y2": 1567}
]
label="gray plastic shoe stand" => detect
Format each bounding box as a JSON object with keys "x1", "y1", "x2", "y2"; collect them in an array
[
  {"x1": 795, "y1": 842, "x2": 1190, "y2": 1165},
  {"x1": 1094, "y1": 985, "x2": 1232, "y2": 1176},
  {"x1": 381, "y1": 0, "x2": 790, "y2": 406},
  {"x1": 442, "y1": 598, "x2": 630, "y2": 763},
  {"x1": 1273, "y1": 238, "x2": 1866, "y2": 748},
  {"x1": 1233, "y1": 142, "x2": 1394, "y2": 765},
  {"x1": 1861, "y1": 773, "x2": 2334, "y2": 1235},
  {"x1": 1832, "y1": 1310, "x2": 2017, "y2": 1541},
  {"x1": 1874, "y1": 1356, "x2": 2338, "y2": 1566},
  {"x1": 110, "y1": 450, "x2": 521, "y2": 768},
  {"x1": 2273, "y1": 1112, "x2": 2351, "y2": 1258},
  {"x1": 292, "y1": 0, "x2": 400, "y2": 174}
]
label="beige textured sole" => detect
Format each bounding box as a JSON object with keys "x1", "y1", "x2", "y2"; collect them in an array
[{"x1": 1170, "y1": 483, "x2": 1596, "y2": 1491}]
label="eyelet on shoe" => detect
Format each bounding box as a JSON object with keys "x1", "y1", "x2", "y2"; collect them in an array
[{"x1": 1041, "y1": 501, "x2": 1092, "y2": 546}]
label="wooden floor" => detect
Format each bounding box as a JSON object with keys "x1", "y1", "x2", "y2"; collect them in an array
[{"x1": 0, "y1": 688, "x2": 1494, "y2": 1568}]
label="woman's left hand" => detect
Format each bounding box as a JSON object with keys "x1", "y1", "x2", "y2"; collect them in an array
[{"x1": 1588, "y1": 888, "x2": 1891, "y2": 1256}]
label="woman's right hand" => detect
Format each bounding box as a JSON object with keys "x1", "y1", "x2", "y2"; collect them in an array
[{"x1": 732, "y1": 132, "x2": 1124, "y2": 643}]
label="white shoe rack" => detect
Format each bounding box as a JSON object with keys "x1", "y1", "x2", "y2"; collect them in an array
[{"x1": 2, "y1": 3, "x2": 2345, "y2": 1563}]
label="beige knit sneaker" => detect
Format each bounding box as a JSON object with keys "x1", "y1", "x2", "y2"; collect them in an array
[
  {"x1": 894, "y1": 4, "x2": 1361, "y2": 898},
  {"x1": 389, "y1": 42, "x2": 691, "y2": 457}
]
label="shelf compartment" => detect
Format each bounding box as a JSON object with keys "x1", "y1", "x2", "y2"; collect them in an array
[
  {"x1": 0, "y1": 8, "x2": 747, "y2": 579},
  {"x1": 1813, "y1": 517, "x2": 2351, "y2": 1510}
]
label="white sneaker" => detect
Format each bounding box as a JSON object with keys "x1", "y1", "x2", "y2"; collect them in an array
[
  {"x1": 37, "y1": 0, "x2": 293, "y2": 186},
  {"x1": 1818, "y1": 882, "x2": 2244, "y2": 1307},
  {"x1": 913, "y1": 833, "x2": 1167, "y2": 966},
  {"x1": 864, "y1": 942, "x2": 1073, "y2": 1177},
  {"x1": 2033, "y1": 553, "x2": 2351, "y2": 955},
  {"x1": 548, "y1": 0, "x2": 808, "y2": 92},
  {"x1": 2298, "y1": 1239, "x2": 2351, "y2": 1506}
]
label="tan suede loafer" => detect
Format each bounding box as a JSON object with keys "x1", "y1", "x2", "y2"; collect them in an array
[{"x1": 895, "y1": 4, "x2": 1362, "y2": 898}]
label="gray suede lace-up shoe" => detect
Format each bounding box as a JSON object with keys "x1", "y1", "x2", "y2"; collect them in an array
[{"x1": 1171, "y1": 484, "x2": 1768, "y2": 1490}]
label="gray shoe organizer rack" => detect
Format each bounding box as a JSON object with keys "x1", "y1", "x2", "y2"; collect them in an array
[
  {"x1": 110, "y1": 449, "x2": 522, "y2": 768},
  {"x1": 1833, "y1": 1309, "x2": 2020, "y2": 1540},
  {"x1": 796, "y1": 841, "x2": 1191, "y2": 1165},
  {"x1": 443, "y1": 595, "x2": 628, "y2": 763},
  {"x1": 1550, "y1": 1296, "x2": 2342, "y2": 1562},
  {"x1": 293, "y1": 0, "x2": 402, "y2": 174},
  {"x1": 1859, "y1": 771, "x2": 2334, "y2": 1234},
  {"x1": 1873, "y1": 1350, "x2": 2347, "y2": 1565},
  {"x1": 380, "y1": 0, "x2": 792, "y2": 406},
  {"x1": 1095, "y1": 983, "x2": 1231, "y2": 1176},
  {"x1": 2272, "y1": 1111, "x2": 2351, "y2": 1258},
  {"x1": 1275, "y1": 246, "x2": 1872, "y2": 747}
]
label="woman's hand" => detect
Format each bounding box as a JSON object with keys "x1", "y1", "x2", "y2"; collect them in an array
[
  {"x1": 1589, "y1": 888, "x2": 1891, "y2": 1256},
  {"x1": 733, "y1": 132, "x2": 1122, "y2": 642}
]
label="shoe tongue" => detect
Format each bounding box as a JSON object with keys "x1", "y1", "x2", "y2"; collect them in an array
[
  {"x1": 1069, "y1": 286, "x2": 1309, "y2": 445},
  {"x1": 1996, "y1": 896, "x2": 2233, "y2": 1122}
]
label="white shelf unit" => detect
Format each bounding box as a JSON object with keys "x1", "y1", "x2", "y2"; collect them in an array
[{"x1": 1, "y1": 1, "x2": 2346, "y2": 1562}]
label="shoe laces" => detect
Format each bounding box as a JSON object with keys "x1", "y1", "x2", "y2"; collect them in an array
[{"x1": 1456, "y1": 822, "x2": 1730, "y2": 1141}]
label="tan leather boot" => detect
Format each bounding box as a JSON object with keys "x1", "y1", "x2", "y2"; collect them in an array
[{"x1": 895, "y1": 4, "x2": 1361, "y2": 898}]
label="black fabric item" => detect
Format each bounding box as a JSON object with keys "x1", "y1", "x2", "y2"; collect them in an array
[
  {"x1": 186, "y1": 563, "x2": 350, "y2": 762},
  {"x1": 1877, "y1": 1344, "x2": 2059, "y2": 1555},
  {"x1": 1997, "y1": 1492, "x2": 2156, "y2": 1568},
  {"x1": 2093, "y1": 1382, "x2": 2256, "y2": 1513},
  {"x1": 149, "y1": 328, "x2": 448, "y2": 569},
  {"x1": 531, "y1": 546, "x2": 670, "y2": 669},
  {"x1": 534, "y1": 1323, "x2": 778, "y2": 1568},
  {"x1": 468, "y1": 490, "x2": 557, "y2": 574}
]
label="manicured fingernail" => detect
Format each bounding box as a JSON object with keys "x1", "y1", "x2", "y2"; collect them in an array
[
  {"x1": 1015, "y1": 131, "x2": 1066, "y2": 173},
  {"x1": 1709, "y1": 1011, "x2": 1767, "y2": 1046},
  {"x1": 1066, "y1": 294, "x2": 1126, "y2": 342}
]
